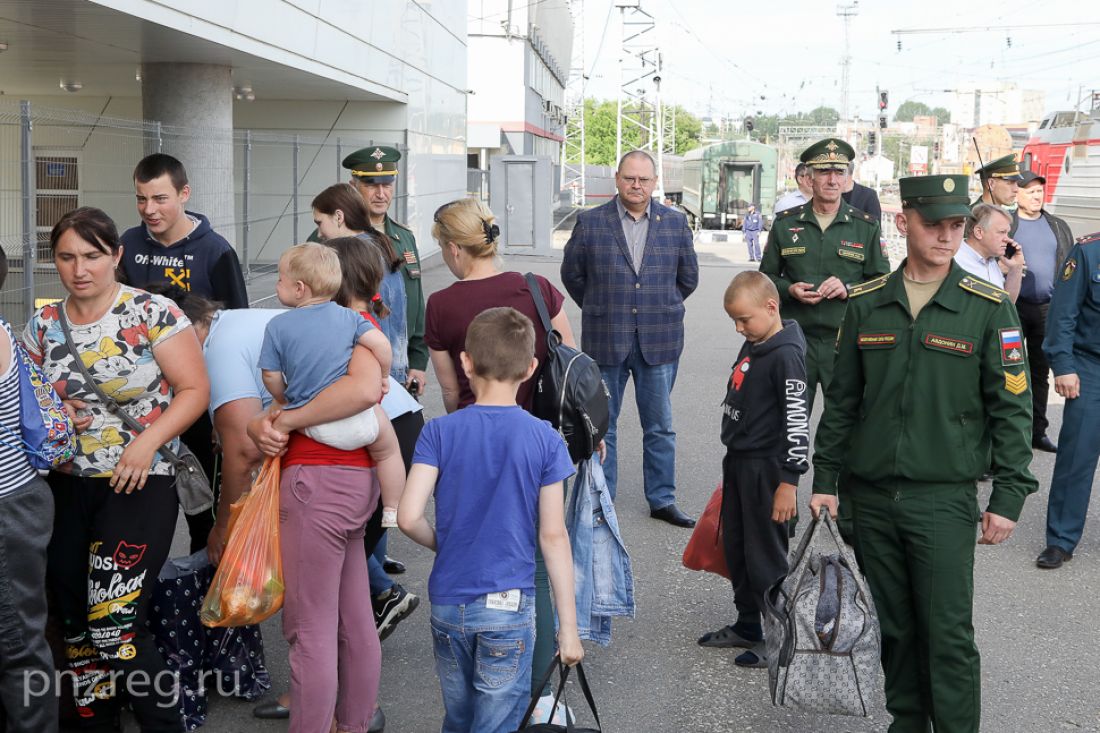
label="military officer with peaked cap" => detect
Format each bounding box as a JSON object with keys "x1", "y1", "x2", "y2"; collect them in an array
[
  {"x1": 759, "y1": 137, "x2": 890, "y2": 411},
  {"x1": 310, "y1": 145, "x2": 429, "y2": 394},
  {"x1": 811, "y1": 174, "x2": 1038, "y2": 733},
  {"x1": 975, "y1": 152, "x2": 1023, "y2": 208}
]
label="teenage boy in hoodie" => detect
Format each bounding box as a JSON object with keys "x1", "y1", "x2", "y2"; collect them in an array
[
  {"x1": 122, "y1": 153, "x2": 249, "y2": 309},
  {"x1": 697, "y1": 271, "x2": 809, "y2": 668},
  {"x1": 122, "y1": 153, "x2": 249, "y2": 555}
]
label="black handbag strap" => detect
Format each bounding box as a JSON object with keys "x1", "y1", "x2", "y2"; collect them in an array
[
  {"x1": 524, "y1": 272, "x2": 555, "y2": 335},
  {"x1": 518, "y1": 656, "x2": 602, "y2": 731},
  {"x1": 56, "y1": 302, "x2": 185, "y2": 467}
]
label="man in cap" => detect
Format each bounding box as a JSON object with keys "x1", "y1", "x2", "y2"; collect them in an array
[
  {"x1": 742, "y1": 203, "x2": 763, "y2": 262},
  {"x1": 759, "y1": 138, "x2": 890, "y2": 411},
  {"x1": 339, "y1": 145, "x2": 429, "y2": 397},
  {"x1": 1035, "y1": 230, "x2": 1100, "y2": 569},
  {"x1": 811, "y1": 174, "x2": 1037, "y2": 732},
  {"x1": 1011, "y1": 170, "x2": 1075, "y2": 453},
  {"x1": 975, "y1": 153, "x2": 1022, "y2": 208}
]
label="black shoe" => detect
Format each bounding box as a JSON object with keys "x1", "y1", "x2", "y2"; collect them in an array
[
  {"x1": 383, "y1": 556, "x2": 406, "y2": 574},
  {"x1": 1032, "y1": 435, "x2": 1058, "y2": 453},
  {"x1": 1036, "y1": 545, "x2": 1072, "y2": 569},
  {"x1": 252, "y1": 699, "x2": 290, "y2": 719},
  {"x1": 372, "y1": 583, "x2": 420, "y2": 640},
  {"x1": 370, "y1": 706, "x2": 386, "y2": 732},
  {"x1": 650, "y1": 504, "x2": 696, "y2": 528}
]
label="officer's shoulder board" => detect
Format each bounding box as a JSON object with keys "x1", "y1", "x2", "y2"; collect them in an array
[
  {"x1": 958, "y1": 275, "x2": 1008, "y2": 304},
  {"x1": 388, "y1": 217, "x2": 414, "y2": 235},
  {"x1": 774, "y1": 204, "x2": 805, "y2": 221},
  {"x1": 848, "y1": 273, "x2": 890, "y2": 298},
  {"x1": 1076, "y1": 231, "x2": 1100, "y2": 247}
]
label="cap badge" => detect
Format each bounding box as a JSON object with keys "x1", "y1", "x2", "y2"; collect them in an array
[
  {"x1": 375, "y1": 162, "x2": 384, "y2": 171},
  {"x1": 826, "y1": 141, "x2": 839, "y2": 152},
  {"x1": 370, "y1": 147, "x2": 385, "y2": 160},
  {"x1": 943, "y1": 178, "x2": 956, "y2": 193}
]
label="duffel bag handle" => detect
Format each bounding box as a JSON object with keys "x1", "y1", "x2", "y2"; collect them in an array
[{"x1": 516, "y1": 655, "x2": 602, "y2": 731}]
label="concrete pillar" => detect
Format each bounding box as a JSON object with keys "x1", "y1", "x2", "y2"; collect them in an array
[{"x1": 141, "y1": 63, "x2": 236, "y2": 245}]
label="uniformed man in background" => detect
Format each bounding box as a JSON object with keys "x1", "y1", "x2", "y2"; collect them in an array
[
  {"x1": 811, "y1": 174, "x2": 1038, "y2": 733},
  {"x1": 1036, "y1": 231, "x2": 1100, "y2": 569},
  {"x1": 310, "y1": 146, "x2": 429, "y2": 395},
  {"x1": 759, "y1": 137, "x2": 890, "y2": 410},
  {"x1": 975, "y1": 153, "x2": 1022, "y2": 209}
]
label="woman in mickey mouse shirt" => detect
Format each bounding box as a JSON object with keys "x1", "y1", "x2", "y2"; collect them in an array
[{"x1": 23, "y1": 207, "x2": 208, "y2": 733}]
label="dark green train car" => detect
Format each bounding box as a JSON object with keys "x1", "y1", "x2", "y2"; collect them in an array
[{"x1": 682, "y1": 141, "x2": 778, "y2": 230}]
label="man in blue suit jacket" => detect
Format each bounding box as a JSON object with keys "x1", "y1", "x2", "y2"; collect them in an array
[{"x1": 561, "y1": 151, "x2": 700, "y2": 527}]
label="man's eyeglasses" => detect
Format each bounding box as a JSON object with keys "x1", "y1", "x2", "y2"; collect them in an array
[{"x1": 620, "y1": 176, "x2": 654, "y2": 187}]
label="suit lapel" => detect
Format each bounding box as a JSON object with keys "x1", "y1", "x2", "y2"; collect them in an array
[
  {"x1": 606, "y1": 199, "x2": 635, "y2": 269},
  {"x1": 637, "y1": 201, "x2": 662, "y2": 274}
]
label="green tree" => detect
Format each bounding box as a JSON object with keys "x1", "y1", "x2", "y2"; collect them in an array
[
  {"x1": 895, "y1": 100, "x2": 932, "y2": 122},
  {"x1": 580, "y1": 98, "x2": 704, "y2": 166}
]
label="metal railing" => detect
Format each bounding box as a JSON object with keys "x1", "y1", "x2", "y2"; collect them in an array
[{"x1": 0, "y1": 99, "x2": 407, "y2": 328}]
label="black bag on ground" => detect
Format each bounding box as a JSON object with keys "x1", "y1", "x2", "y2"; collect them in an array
[
  {"x1": 513, "y1": 657, "x2": 601, "y2": 732},
  {"x1": 525, "y1": 273, "x2": 610, "y2": 463}
]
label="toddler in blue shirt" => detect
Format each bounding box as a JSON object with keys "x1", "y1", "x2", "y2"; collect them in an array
[{"x1": 259, "y1": 242, "x2": 405, "y2": 523}]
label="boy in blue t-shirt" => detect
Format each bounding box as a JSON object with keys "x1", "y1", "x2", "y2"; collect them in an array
[{"x1": 399, "y1": 307, "x2": 584, "y2": 733}]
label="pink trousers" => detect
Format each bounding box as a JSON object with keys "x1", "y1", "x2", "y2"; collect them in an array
[{"x1": 280, "y1": 464, "x2": 381, "y2": 733}]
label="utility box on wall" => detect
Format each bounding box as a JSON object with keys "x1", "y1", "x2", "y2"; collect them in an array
[{"x1": 489, "y1": 155, "x2": 553, "y2": 255}]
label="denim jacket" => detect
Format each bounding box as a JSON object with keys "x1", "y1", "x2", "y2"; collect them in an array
[{"x1": 566, "y1": 456, "x2": 635, "y2": 646}]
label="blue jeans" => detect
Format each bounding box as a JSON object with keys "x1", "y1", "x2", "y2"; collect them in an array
[
  {"x1": 430, "y1": 593, "x2": 536, "y2": 733},
  {"x1": 600, "y1": 334, "x2": 679, "y2": 510},
  {"x1": 368, "y1": 533, "x2": 394, "y2": 597}
]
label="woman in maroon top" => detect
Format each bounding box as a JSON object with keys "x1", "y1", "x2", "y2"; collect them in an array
[{"x1": 426, "y1": 198, "x2": 576, "y2": 413}]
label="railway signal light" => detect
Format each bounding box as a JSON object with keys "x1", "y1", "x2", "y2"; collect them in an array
[
  {"x1": 868, "y1": 131, "x2": 877, "y2": 149},
  {"x1": 933, "y1": 141, "x2": 941, "y2": 157},
  {"x1": 878, "y1": 114, "x2": 888, "y2": 129},
  {"x1": 878, "y1": 90, "x2": 889, "y2": 110},
  {"x1": 745, "y1": 117, "x2": 754, "y2": 132}
]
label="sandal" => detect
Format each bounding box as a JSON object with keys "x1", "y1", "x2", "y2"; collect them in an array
[
  {"x1": 734, "y1": 643, "x2": 768, "y2": 668},
  {"x1": 697, "y1": 624, "x2": 758, "y2": 648}
]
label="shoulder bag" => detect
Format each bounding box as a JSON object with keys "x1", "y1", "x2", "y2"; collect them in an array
[
  {"x1": 513, "y1": 656, "x2": 602, "y2": 732},
  {"x1": 57, "y1": 306, "x2": 214, "y2": 515}
]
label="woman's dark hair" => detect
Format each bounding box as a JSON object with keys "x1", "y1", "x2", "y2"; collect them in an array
[
  {"x1": 143, "y1": 283, "x2": 223, "y2": 330},
  {"x1": 49, "y1": 207, "x2": 121, "y2": 255},
  {"x1": 325, "y1": 236, "x2": 390, "y2": 320},
  {"x1": 311, "y1": 183, "x2": 401, "y2": 272}
]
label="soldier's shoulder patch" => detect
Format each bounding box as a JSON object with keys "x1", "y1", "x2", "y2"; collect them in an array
[
  {"x1": 775, "y1": 204, "x2": 805, "y2": 221},
  {"x1": 1075, "y1": 232, "x2": 1100, "y2": 246},
  {"x1": 958, "y1": 275, "x2": 1008, "y2": 304},
  {"x1": 848, "y1": 273, "x2": 890, "y2": 298},
  {"x1": 1062, "y1": 258, "x2": 1077, "y2": 281},
  {"x1": 1004, "y1": 370, "x2": 1028, "y2": 395}
]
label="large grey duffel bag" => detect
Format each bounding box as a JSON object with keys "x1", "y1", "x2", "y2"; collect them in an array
[{"x1": 764, "y1": 511, "x2": 882, "y2": 717}]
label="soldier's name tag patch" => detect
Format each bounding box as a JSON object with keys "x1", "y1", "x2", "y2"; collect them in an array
[
  {"x1": 857, "y1": 332, "x2": 897, "y2": 349},
  {"x1": 781, "y1": 247, "x2": 807, "y2": 257},
  {"x1": 999, "y1": 328, "x2": 1024, "y2": 366},
  {"x1": 838, "y1": 248, "x2": 865, "y2": 262},
  {"x1": 1004, "y1": 370, "x2": 1028, "y2": 395},
  {"x1": 1062, "y1": 259, "x2": 1077, "y2": 281},
  {"x1": 922, "y1": 332, "x2": 974, "y2": 356}
]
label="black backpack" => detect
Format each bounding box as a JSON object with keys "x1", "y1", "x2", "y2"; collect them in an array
[{"x1": 525, "y1": 273, "x2": 610, "y2": 463}]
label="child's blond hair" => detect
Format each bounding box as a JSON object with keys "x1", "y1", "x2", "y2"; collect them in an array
[
  {"x1": 280, "y1": 243, "x2": 342, "y2": 299},
  {"x1": 724, "y1": 270, "x2": 780, "y2": 307}
]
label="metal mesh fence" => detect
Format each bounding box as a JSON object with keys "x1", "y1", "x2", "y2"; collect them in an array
[{"x1": 0, "y1": 99, "x2": 407, "y2": 329}]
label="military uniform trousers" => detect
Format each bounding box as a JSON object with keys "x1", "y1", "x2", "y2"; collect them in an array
[
  {"x1": 1046, "y1": 351, "x2": 1100, "y2": 554},
  {"x1": 849, "y1": 475, "x2": 981, "y2": 733},
  {"x1": 805, "y1": 333, "x2": 838, "y2": 411}
]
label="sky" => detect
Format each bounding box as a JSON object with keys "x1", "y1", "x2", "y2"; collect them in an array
[{"x1": 575, "y1": 0, "x2": 1100, "y2": 121}]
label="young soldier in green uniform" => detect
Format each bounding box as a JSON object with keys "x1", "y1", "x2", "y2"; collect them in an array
[
  {"x1": 974, "y1": 153, "x2": 1022, "y2": 209},
  {"x1": 309, "y1": 146, "x2": 428, "y2": 394},
  {"x1": 810, "y1": 174, "x2": 1038, "y2": 733},
  {"x1": 759, "y1": 138, "x2": 890, "y2": 410}
]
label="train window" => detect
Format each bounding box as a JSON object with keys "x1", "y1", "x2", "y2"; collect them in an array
[
  {"x1": 1023, "y1": 153, "x2": 1031, "y2": 169},
  {"x1": 1064, "y1": 153, "x2": 1072, "y2": 175}
]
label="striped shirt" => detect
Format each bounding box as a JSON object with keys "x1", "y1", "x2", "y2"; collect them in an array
[{"x1": 0, "y1": 318, "x2": 37, "y2": 495}]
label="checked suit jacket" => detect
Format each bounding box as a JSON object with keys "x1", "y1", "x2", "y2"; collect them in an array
[{"x1": 561, "y1": 198, "x2": 699, "y2": 367}]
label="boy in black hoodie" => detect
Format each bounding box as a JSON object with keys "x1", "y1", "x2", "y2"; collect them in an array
[{"x1": 697, "y1": 271, "x2": 809, "y2": 667}]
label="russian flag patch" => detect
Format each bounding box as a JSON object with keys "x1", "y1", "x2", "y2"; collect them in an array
[{"x1": 1000, "y1": 328, "x2": 1024, "y2": 366}]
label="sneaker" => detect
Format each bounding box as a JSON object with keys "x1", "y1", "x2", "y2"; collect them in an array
[
  {"x1": 530, "y1": 694, "x2": 572, "y2": 725},
  {"x1": 372, "y1": 584, "x2": 419, "y2": 640}
]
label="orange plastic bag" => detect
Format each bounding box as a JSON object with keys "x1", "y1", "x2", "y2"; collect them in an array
[
  {"x1": 201, "y1": 456, "x2": 284, "y2": 627},
  {"x1": 682, "y1": 483, "x2": 730, "y2": 579}
]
